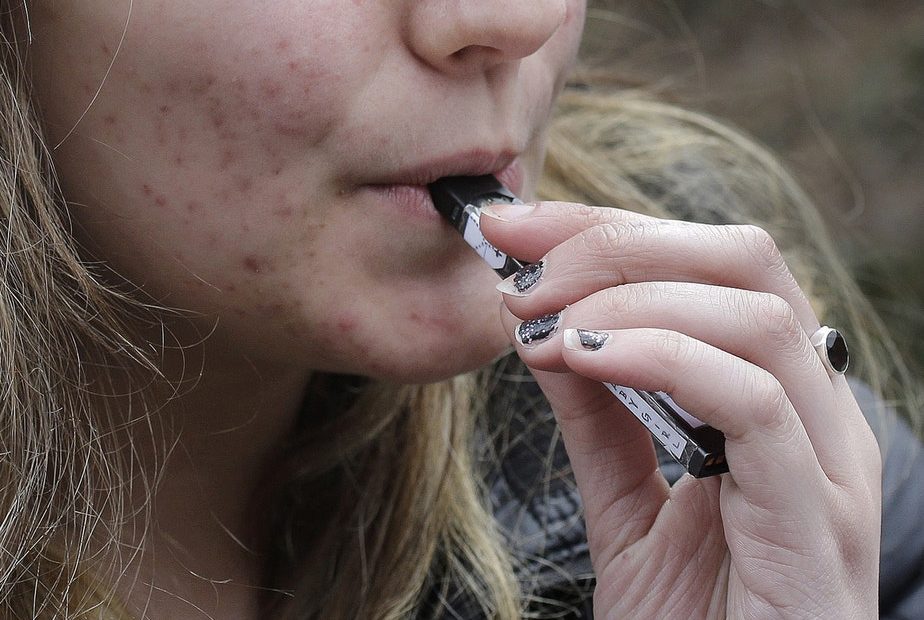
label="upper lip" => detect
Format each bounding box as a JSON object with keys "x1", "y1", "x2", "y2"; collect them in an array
[{"x1": 369, "y1": 148, "x2": 518, "y2": 186}]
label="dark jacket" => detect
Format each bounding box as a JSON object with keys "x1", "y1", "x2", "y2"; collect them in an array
[{"x1": 436, "y1": 373, "x2": 924, "y2": 619}]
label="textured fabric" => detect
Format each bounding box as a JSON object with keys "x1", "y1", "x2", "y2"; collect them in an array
[
  {"x1": 854, "y1": 378, "x2": 924, "y2": 620},
  {"x1": 434, "y1": 371, "x2": 924, "y2": 619}
]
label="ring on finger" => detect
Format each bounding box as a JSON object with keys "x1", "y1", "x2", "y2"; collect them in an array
[{"x1": 810, "y1": 326, "x2": 849, "y2": 376}]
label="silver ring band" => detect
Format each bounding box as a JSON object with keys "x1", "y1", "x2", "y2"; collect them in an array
[{"x1": 810, "y1": 326, "x2": 849, "y2": 376}]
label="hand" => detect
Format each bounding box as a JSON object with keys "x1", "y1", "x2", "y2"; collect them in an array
[{"x1": 480, "y1": 202, "x2": 881, "y2": 619}]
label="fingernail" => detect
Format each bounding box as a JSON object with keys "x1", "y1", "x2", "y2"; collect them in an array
[
  {"x1": 563, "y1": 328, "x2": 609, "y2": 351},
  {"x1": 515, "y1": 312, "x2": 561, "y2": 347},
  {"x1": 480, "y1": 202, "x2": 536, "y2": 222},
  {"x1": 496, "y1": 260, "x2": 544, "y2": 296}
]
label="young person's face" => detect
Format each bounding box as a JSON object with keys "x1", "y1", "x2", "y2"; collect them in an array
[{"x1": 28, "y1": 1, "x2": 586, "y2": 381}]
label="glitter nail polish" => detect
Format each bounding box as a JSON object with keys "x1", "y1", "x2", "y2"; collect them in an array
[
  {"x1": 576, "y1": 329, "x2": 608, "y2": 351},
  {"x1": 497, "y1": 260, "x2": 545, "y2": 296},
  {"x1": 512, "y1": 260, "x2": 543, "y2": 293},
  {"x1": 516, "y1": 313, "x2": 561, "y2": 346}
]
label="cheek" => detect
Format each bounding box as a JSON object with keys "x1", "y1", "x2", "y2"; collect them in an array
[
  {"x1": 156, "y1": 39, "x2": 345, "y2": 149},
  {"x1": 104, "y1": 10, "x2": 364, "y2": 169},
  {"x1": 32, "y1": 2, "x2": 381, "y2": 307}
]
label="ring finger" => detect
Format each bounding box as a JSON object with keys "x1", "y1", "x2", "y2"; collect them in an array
[
  {"x1": 499, "y1": 282, "x2": 859, "y2": 483},
  {"x1": 557, "y1": 326, "x2": 829, "y2": 502}
]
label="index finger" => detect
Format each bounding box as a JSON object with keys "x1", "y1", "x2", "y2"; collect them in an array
[
  {"x1": 482, "y1": 200, "x2": 823, "y2": 347},
  {"x1": 479, "y1": 200, "x2": 658, "y2": 262}
]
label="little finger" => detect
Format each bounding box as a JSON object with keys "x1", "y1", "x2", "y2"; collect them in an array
[{"x1": 560, "y1": 327, "x2": 828, "y2": 496}]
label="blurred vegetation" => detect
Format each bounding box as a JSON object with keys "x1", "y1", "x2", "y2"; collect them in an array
[{"x1": 583, "y1": 0, "x2": 924, "y2": 375}]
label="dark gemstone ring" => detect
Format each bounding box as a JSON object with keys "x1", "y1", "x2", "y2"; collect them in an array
[{"x1": 810, "y1": 326, "x2": 849, "y2": 376}]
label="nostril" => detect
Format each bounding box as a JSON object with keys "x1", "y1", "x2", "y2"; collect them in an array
[
  {"x1": 450, "y1": 45, "x2": 500, "y2": 66},
  {"x1": 407, "y1": 0, "x2": 569, "y2": 75},
  {"x1": 450, "y1": 47, "x2": 471, "y2": 63}
]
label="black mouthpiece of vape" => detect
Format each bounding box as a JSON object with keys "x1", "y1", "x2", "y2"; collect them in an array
[
  {"x1": 427, "y1": 175, "x2": 525, "y2": 278},
  {"x1": 428, "y1": 175, "x2": 520, "y2": 225}
]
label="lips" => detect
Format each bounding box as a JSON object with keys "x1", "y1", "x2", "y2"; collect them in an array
[
  {"x1": 369, "y1": 149, "x2": 522, "y2": 188},
  {"x1": 363, "y1": 156, "x2": 525, "y2": 221}
]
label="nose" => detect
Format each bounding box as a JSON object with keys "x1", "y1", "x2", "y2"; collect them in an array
[{"x1": 407, "y1": 0, "x2": 568, "y2": 76}]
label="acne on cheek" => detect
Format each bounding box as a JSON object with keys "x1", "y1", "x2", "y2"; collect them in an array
[
  {"x1": 108, "y1": 33, "x2": 344, "y2": 314},
  {"x1": 254, "y1": 301, "x2": 288, "y2": 318},
  {"x1": 244, "y1": 285, "x2": 309, "y2": 326},
  {"x1": 218, "y1": 148, "x2": 238, "y2": 171},
  {"x1": 238, "y1": 41, "x2": 340, "y2": 139},
  {"x1": 155, "y1": 46, "x2": 336, "y2": 149},
  {"x1": 233, "y1": 175, "x2": 254, "y2": 194},
  {"x1": 140, "y1": 184, "x2": 169, "y2": 208},
  {"x1": 271, "y1": 205, "x2": 294, "y2": 219},
  {"x1": 141, "y1": 61, "x2": 332, "y2": 211},
  {"x1": 336, "y1": 315, "x2": 358, "y2": 333},
  {"x1": 242, "y1": 255, "x2": 275, "y2": 275}
]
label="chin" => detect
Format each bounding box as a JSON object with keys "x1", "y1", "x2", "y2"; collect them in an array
[
  {"x1": 353, "y1": 322, "x2": 512, "y2": 384},
  {"x1": 390, "y1": 350, "x2": 513, "y2": 384}
]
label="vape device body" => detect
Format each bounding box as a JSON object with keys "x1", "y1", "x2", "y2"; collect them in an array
[
  {"x1": 428, "y1": 175, "x2": 728, "y2": 478},
  {"x1": 428, "y1": 175, "x2": 527, "y2": 279}
]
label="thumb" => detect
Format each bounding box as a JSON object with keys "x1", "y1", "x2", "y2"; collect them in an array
[{"x1": 524, "y1": 365, "x2": 670, "y2": 555}]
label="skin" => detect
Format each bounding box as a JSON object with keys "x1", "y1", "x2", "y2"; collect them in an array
[
  {"x1": 27, "y1": 0, "x2": 584, "y2": 617},
  {"x1": 484, "y1": 205, "x2": 881, "y2": 618},
  {"x1": 27, "y1": 0, "x2": 580, "y2": 381},
  {"x1": 24, "y1": 0, "x2": 880, "y2": 618}
]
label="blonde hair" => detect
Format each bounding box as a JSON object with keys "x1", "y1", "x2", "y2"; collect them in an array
[
  {"x1": 0, "y1": 8, "x2": 163, "y2": 617},
  {"x1": 1, "y1": 7, "x2": 920, "y2": 620}
]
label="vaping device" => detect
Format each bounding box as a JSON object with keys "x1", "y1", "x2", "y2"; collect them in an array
[{"x1": 428, "y1": 175, "x2": 728, "y2": 478}]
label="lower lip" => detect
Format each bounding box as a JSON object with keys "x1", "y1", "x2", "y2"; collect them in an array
[{"x1": 365, "y1": 160, "x2": 525, "y2": 222}]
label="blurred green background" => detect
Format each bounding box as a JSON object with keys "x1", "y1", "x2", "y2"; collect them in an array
[{"x1": 583, "y1": 0, "x2": 924, "y2": 374}]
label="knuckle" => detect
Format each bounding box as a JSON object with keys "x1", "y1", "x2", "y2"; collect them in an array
[
  {"x1": 580, "y1": 221, "x2": 652, "y2": 259},
  {"x1": 572, "y1": 202, "x2": 613, "y2": 227},
  {"x1": 580, "y1": 223, "x2": 622, "y2": 258},
  {"x1": 830, "y1": 488, "x2": 880, "y2": 571},
  {"x1": 734, "y1": 224, "x2": 787, "y2": 273},
  {"x1": 750, "y1": 292, "x2": 803, "y2": 349},
  {"x1": 597, "y1": 283, "x2": 659, "y2": 318},
  {"x1": 749, "y1": 373, "x2": 793, "y2": 432},
  {"x1": 578, "y1": 223, "x2": 646, "y2": 285},
  {"x1": 652, "y1": 329, "x2": 698, "y2": 371},
  {"x1": 579, "y1": 223, "x2": 616, "y2": 256}
]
